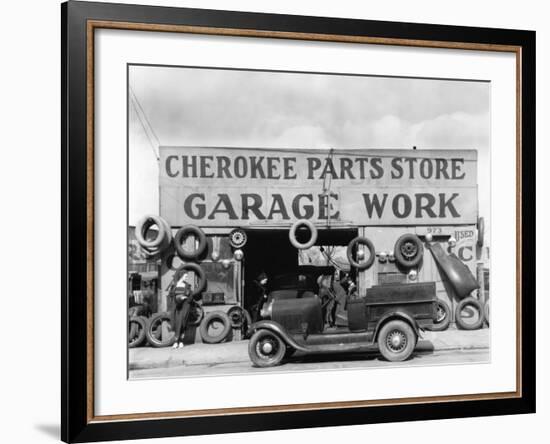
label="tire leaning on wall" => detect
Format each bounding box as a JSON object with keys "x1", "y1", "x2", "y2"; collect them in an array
[
  {"x1": 145, "y1": 312, "x2": 176, "y2": 348},
  {"x1": 128, "y1": 316, "x2": 147, "y2": 348},
  {"x1": 455, "y1": 297, "x2": 485, "y2": 330},
  {"x1": 425, "y1": 299, "x2": 452, "y2": 332},
  {"x1": 199, "y1": 311, "x2": 233, "y2": 344}
]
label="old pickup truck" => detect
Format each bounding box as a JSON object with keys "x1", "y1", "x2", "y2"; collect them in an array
[{"x1": 248, "y1": 280, "x2": 437, "y2": 367}]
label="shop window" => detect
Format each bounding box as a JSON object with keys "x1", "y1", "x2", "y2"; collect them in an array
[
  {"x1": 201, "y1": 261, "x2": 237, "y2": 304},
  {"x1": 206, "y1": 236, "x2": 233, "y2": 260}
]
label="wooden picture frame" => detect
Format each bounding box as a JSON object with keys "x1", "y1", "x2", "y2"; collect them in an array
[{"x1": 62, "y1": 1, "x2": 535, "y2": 442}]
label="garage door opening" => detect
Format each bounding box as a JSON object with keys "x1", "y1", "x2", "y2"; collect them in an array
[{"x1": 242, "y1": 228, "x2": 357, "y2": 316}]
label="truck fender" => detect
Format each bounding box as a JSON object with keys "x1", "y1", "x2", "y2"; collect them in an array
[
  {"x1": 373, "y1": 311, "x2": 422, "y2": 342},
  {"x1": 248, "y1": 320, "x2": 308, "y2": 352}
]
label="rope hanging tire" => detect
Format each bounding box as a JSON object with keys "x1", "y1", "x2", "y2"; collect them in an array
[
  {"x1": 199, "y1": 311, "x2": 233, "y2": 344},
  {"x1": 174, "y1": 225, "x2": 207, "y2": 260},
  {"x1": 289, "y1": 219, "x2": 318, "y2": 250},
  {"x1": 455, "y1": 297, "x2": 485, "y2": 330},
  {"x1": 346, "y1": 236, "x2": 375, "y2": 270},
  {"x1": 393, "y1": 234, "x2": 424, "y2": 268}
]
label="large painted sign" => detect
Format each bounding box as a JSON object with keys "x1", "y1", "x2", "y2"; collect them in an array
[{"x1": 159, "y1": 147, "x2": 477, "y2": 227}]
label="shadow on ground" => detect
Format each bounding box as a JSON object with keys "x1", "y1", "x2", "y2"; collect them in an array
[{"x1": 285, "y1": 340, "x2": 435, "y2": 364}]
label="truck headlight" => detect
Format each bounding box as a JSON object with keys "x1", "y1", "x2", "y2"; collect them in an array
[{"x1": 260, "y1": 300, "x2": 273, "y2": 319}]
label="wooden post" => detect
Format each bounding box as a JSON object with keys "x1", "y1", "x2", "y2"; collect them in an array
[{"x1": 476, "y1": 262, "x2": 486, "y2": 304}]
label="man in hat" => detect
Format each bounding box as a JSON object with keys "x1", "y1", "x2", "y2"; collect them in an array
[{"x1": 250, "y1": 271, "x2": 269, "y2": 322}]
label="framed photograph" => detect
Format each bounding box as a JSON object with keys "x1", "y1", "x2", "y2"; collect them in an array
[{"x1": 62, "y1": 1, "x2": 535, "y2": 442}]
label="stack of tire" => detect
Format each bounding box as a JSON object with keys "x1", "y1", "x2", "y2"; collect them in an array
[
  {"x1": 143, "y1": 225, "x2": 212, "y2": 347},
  {"x1": 135, "y1": 215, "x2": 172, "y2": 257},
  {"x1": 343, "y1": 231, "x2": 488, "y2": 332},
  {"x1": 420, "y1": 234, "x2": 487, "y2": 332},
  {"x1": 427, "y1": 297, "x2": 487, "y2": 332},
  {"x1": 128, "y1": 305, "x2": 150, "y2": 348}
]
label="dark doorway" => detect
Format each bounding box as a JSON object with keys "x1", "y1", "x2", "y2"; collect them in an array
[
  {"x1": 242, "y1": 228, "x2": 358, "y2": 314},
  {"x1": 243, "y1": 230, "x2": 296, "y2": 313}
]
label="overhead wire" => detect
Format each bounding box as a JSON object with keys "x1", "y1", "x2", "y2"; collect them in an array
[
  {"x1": 129, "y1": 94, "x2": 159, "y2": 161},
  {"x1": 129, "y1": 87, "x2": 160, "y2": 161}
]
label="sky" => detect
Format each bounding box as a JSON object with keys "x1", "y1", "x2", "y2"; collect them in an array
[{"x1": 128, "y1": 65, "x2": 491, "y2": 235}]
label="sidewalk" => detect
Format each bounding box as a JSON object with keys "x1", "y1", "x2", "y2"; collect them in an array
[{"x1": 129, "y1": 327, "x2": 490, "y2": 371}]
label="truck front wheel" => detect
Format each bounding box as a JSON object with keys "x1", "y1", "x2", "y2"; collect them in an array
[
  {"x1": 248, "y1": 329, "x2": 286, "y2": 367},
  {"x1": 378, "y1": 320, "x2": 417, "y2": 362}
]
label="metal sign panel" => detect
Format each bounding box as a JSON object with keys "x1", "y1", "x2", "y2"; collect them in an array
[{"x1": 159, "y1": 147, "x2": 477, "y2": 227}]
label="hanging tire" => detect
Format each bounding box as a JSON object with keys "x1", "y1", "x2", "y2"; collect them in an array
[
  {"x1": 199, "y1": 311, "x2": 233, "y2": 344},
  {"x1": 248, "y1": 329, "x2": 287, "y2": 367},
  {"x1": 289, "y1": 219, "x2": 318, "y2": 250},
  {"x1": 174, "y1": 225, "x2": 207, "y2": 260},
  {"x1": 455, "y1": 297, "x2": 485, "y2": 330},
  {"x1": 425, "y1": 299, "x2": 452, "y2": 332},
  {"x1": 145, "y1": 312, "x2": 176, "y2": 347},
  {"x1": 173, "y1": 262, "x2": 207, "y2": 298},
  {"x1": 394, "y1": 234, "x2": 424, "y2": 268},
  {"x1": 128, "y1": 316, "x2": 147, "y2": 348},
  {"x1": 188, "y1": 304, "x2": 205, "y2": 327},
  {"x1": 484, "y1": 300, "x2": 490, "y2": 326},
  {"x1": 135, "y1": 215, "x2": 169, "y2": 250},
  {"x1": 377, "y1": 319, "x2": 417, "y2": 362},
  {"x1": 346, "y1": 236, "x2": 376, "y2": 270}
]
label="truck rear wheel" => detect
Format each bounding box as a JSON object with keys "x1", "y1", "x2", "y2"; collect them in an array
[
  {"x1": 248, "y1": 329, "x2": 286, "y2": 367},
  {"x1": 378, "y1": 320, "x2": 416, "y2": 362}
]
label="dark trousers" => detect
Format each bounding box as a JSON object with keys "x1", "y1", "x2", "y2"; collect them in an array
[{"x1": 171, "y1": 297, "x2": 192, "y2": 342}]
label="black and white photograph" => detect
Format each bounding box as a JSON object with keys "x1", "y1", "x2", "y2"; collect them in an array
[{"x1": 127, "y1": 64, "x2": 491, "y2": 379}]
